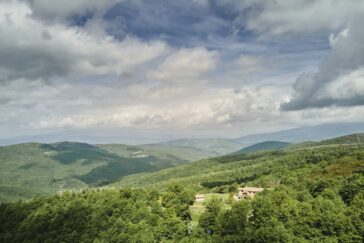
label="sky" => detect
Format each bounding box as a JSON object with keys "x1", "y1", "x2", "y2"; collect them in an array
[{"x1": 1, "y1": 0, "x2": 364, "y2": 143}]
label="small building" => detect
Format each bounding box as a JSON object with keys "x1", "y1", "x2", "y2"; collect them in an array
[
  {"x1": 236, "y1": 186, "x2": 264, "y2": 200},
  {"x1": 195, "y1": 194, "x2": 205, "y2": 202},
  {"x1": 131, "y1": 151, "x2": 149, "y2": 158}
]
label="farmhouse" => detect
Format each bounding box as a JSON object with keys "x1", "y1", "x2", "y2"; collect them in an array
[
  {"x1": 236, "y1": 186, "x2": 264, "y2": 200},
  {"x1": 195, "y1": 194, "x2": 205, "y2": 202}
]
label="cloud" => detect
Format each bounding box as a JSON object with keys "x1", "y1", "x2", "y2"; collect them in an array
[
  {"x1": 0, "y1": 0, "x2": 168, "y2": 82},
  {"x1": 1, "y1": 0, "x2": 364, "y2": 141},
  {"x1": 26, "y1": 85, "x2": 285, "y2": 130},
  {"x1": 148, "y1": 47, "x2": 218, "y2": 83},
  {"x1": 27, "y1": 0, "x2": 120, "y2": 22},
  {"x1": 2, "y1": 76, "x2": 364, "y2": 139},
  {"x1": 25, "y1": 82, "x2": 364, "y2": 136},
  {"x1": 103, "y1": 0, "x2": 232, "y2": 45},
  {"x1": 233, "y1": 54, "x2": 263, "y2": 75},
  {"x1": 220, "y1": 0, "x2": 364, "y2": 35},
  {"x1": 281, "y1": 18, "x2": 364, "y2": 110}
]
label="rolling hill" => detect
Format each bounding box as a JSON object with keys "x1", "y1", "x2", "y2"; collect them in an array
[
  {"x1": 233, "y1": 122, "x2": 364, "y2": 146},
  {"x1": 162, "y1": 138, "x2": 243, "y2": 155},
  {"x1": 231, "y1": 141, "x2": 291, "y2": 155},
  {"x1": 154, "y1": 122, "x2": 364, "y2": 154},
  {"x1": 319, "y1": 133, "x2": 364, "y2": 145},
  {"x1": 98, "y1": 143, "x2": 215, "y2": 162},
  {"x1": 2, "y1": 134, "x2": 364, "y2": 242},
  {"x1": 2, "y1": 133, "x2": 364, "y2": 203},
  {"x1": 111, "y1": 135, "x2": 364, "y2": 190},
  {"x1": 0, "y1": 141, "x2": 214, "y2": 202}
]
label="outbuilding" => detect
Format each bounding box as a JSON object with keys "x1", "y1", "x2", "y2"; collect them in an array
[{"x1": 236, "y1": 186, "x2": 264, "y2": 200}]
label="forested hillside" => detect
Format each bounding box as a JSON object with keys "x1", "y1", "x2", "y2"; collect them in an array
[
  {"x1": 319, "y1": 133, "x2": 364, "y2": 145},
  {"x1": 163, "y1": 138, "x2": 243, "y2": 155},
  {"x1": 0, "y1": 142, "x2": 207, "y2": 202},
  {"x1": 1, "y1": 135, "x2": 364, "y2": 242},
  {"x1": 99, "y1": 143, "x2": 215, "y2": 162},
  {"x1": 231, "y1": 141, "x2": 291, "y2": 155},
  {"x1": 1, "y1": 142, "x2": 363, "y2": 242},
  {"x1": 0, "y1": 186, "x2": 195, "y2": 242},
  {"x1": 112, "y1": 142, "x2": 363, "y2": 190}
]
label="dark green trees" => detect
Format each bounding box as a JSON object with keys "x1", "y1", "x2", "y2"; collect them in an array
[{"x1": 0, "y1": 187, "x2": 193, "y2": 242}]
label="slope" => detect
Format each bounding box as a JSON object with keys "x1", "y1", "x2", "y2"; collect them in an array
[
  {"x1": 2, "y1": 137, "x2": 364, "y2": 242},
  {"x1": 162, "y1": 138, "x2": 243, "y2": 155},
  {"x1": 112, "y1": 139, "x2": 364, "y2": 191},
  {"x1": 231, "y1": 141, "x2": 291, "y2": 155},
  {"x1": 319, "y1": 133, "x2": 364, "y2": 145},
  {"x1": 234, "y1": 122, "x2": 364, "y2": 146},
  {"x1": 0, "y1": 141, "x2": 195, "y2": 202},
  {"x1": 98, "y1": 143, "x2": 215, "y2": 162}
]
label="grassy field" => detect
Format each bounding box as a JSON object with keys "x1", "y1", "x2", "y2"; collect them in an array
[{"x1": 190, "y1": 193, "x2": 232, "y2": 222}]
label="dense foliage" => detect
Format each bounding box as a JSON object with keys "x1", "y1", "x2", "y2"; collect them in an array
[
  {"x1": 194, "y1": 179, "x2": 364, "y2": 242},
  {"x1": 1, "y1": 136, "x2": 364, "y2": 242},
  {"x1": 1, "y1": 171, "x2": 363, "y2": 242},
  {"x1": 231, "y1": 141, "x2": 291, "y2": 155},
  {"x1": 0, "y1": 142, "x2": 210, "y2": 202},
  {"x1": 113, "y1": 145, "x2": 364, "y2": 191},
  {"x1": 0, "y1": 186, "x2": 195, "y2": 242}
]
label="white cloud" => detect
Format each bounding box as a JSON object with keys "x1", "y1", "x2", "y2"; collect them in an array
[
  {"x1": 320, "y1": 69, "x2": 364, "y2": 104},
  {"x1": 233, "y1": 55, "x2": 263, "y2": 75},
  {"x1": 329, "y1": 28, "x2": 349, "y2": 47},
  {"x1": 25, "y1": 82, "x2": 364, "y2": 136},
  {"x1": 27, "y1": 85, "x2": 286, "y2": 130},
  {"x1": 148, "y1": 47, "x2": 218, "y2": 83},
  {"x1": 282, "y1": 17, "x2": 364, "y2": 110},
  {"x1": 226, "y1": 0, "x2": 364, "y2": 35},
  {"x1": 1, "y1": 0, "x2": 364, "y2": 140},
  {"x1": 0, "y1": 0, "x2": 168, "y2": 82},
  {"x1": 28, "y1": 0, "x2": 120, "y2": 22},
  {"x1": 2, "y1": 77, "x2": 364, "y2": 139}
]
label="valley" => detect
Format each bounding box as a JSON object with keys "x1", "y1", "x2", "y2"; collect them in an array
[
  {"x1": 0, "y1": 133, "x2": 363, "y2": 242},
  {"x1": 0, "y1": 141, "x2": 217, "y2": 202}
]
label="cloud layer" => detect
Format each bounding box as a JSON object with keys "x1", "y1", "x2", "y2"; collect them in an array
[
  {"x1": 0, "y1": 1, "x2": 168, "y2": 82},
  {"x1": 282, "y1": 18, "x2": 364, "y2": 110},
  {"x1": 0, "y1": 0, "x2": 364, "y2": 140}
]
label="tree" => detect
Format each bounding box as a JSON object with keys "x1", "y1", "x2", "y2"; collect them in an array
[
  {"x1": 216, "y1": 201, "x2": 250, "y2": 237},
  {"x1": 198, "y1": 198, "x2": 222, "y2": 234}
]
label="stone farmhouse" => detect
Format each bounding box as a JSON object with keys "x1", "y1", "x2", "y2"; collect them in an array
[
  {"x1": 236, "y1": 186, "x2": 264, "y2": 200},
  {"x1": 195, "y1": 194, "x2": 205, "y2": 202}
]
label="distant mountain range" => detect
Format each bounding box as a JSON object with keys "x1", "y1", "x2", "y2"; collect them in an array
[
  {"x1": 162, "y1": 138, "x2": 242, "y2": 155},
  {"x1": 162, "y1": 122, "x2": 364, "y2": 154},
  {"x1": 233, "y1": 122, "x2": 364, "y2": 146},
  {"x1": 2, "y1": 123, "x2": 364, "y2": 151},
  {"x1": 231, "y1": 141, "x2": 291, "y2": 155},
  {"x1": 112, "y1": 133, "x2": 364, "y2": 189}
]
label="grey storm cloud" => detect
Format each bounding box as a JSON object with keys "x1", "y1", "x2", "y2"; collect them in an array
[
  {"x1": 0, "y1": 1, "x2": 168, "y2": 82},
  {"x1": 281, "y1": 17, "x2": 364, "y2": 110},
  {"x1": 26, "y1": 0, "x2": 120, "y2": 22}
]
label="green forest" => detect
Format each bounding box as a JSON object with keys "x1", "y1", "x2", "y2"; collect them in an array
[
  {"x1": 0, "y1": 141, "x2": 217, "y2": 202},
  {"x1": 1, "y1": 135, "x2": 364, "y2": 242}
]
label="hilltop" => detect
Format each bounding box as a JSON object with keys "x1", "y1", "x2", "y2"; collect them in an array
[
  {"x1": 112, "y1": 135, "x2": 364, "y2": 190},
  {"x1": 319, "y1": 133, "x2": 364, "y2": 145},
  {"x1": 163, "y1": 138, "x2": 243, "y2": 155},
  {"x1": 231, "y1": 141, "x2": 291, "y2": 155},
  {"x1": 0, "y1": 141, "x2": 213, "y2": 202},
  {"x1": 233, "y1": 122, "x2": 364, "y2": 146}
]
